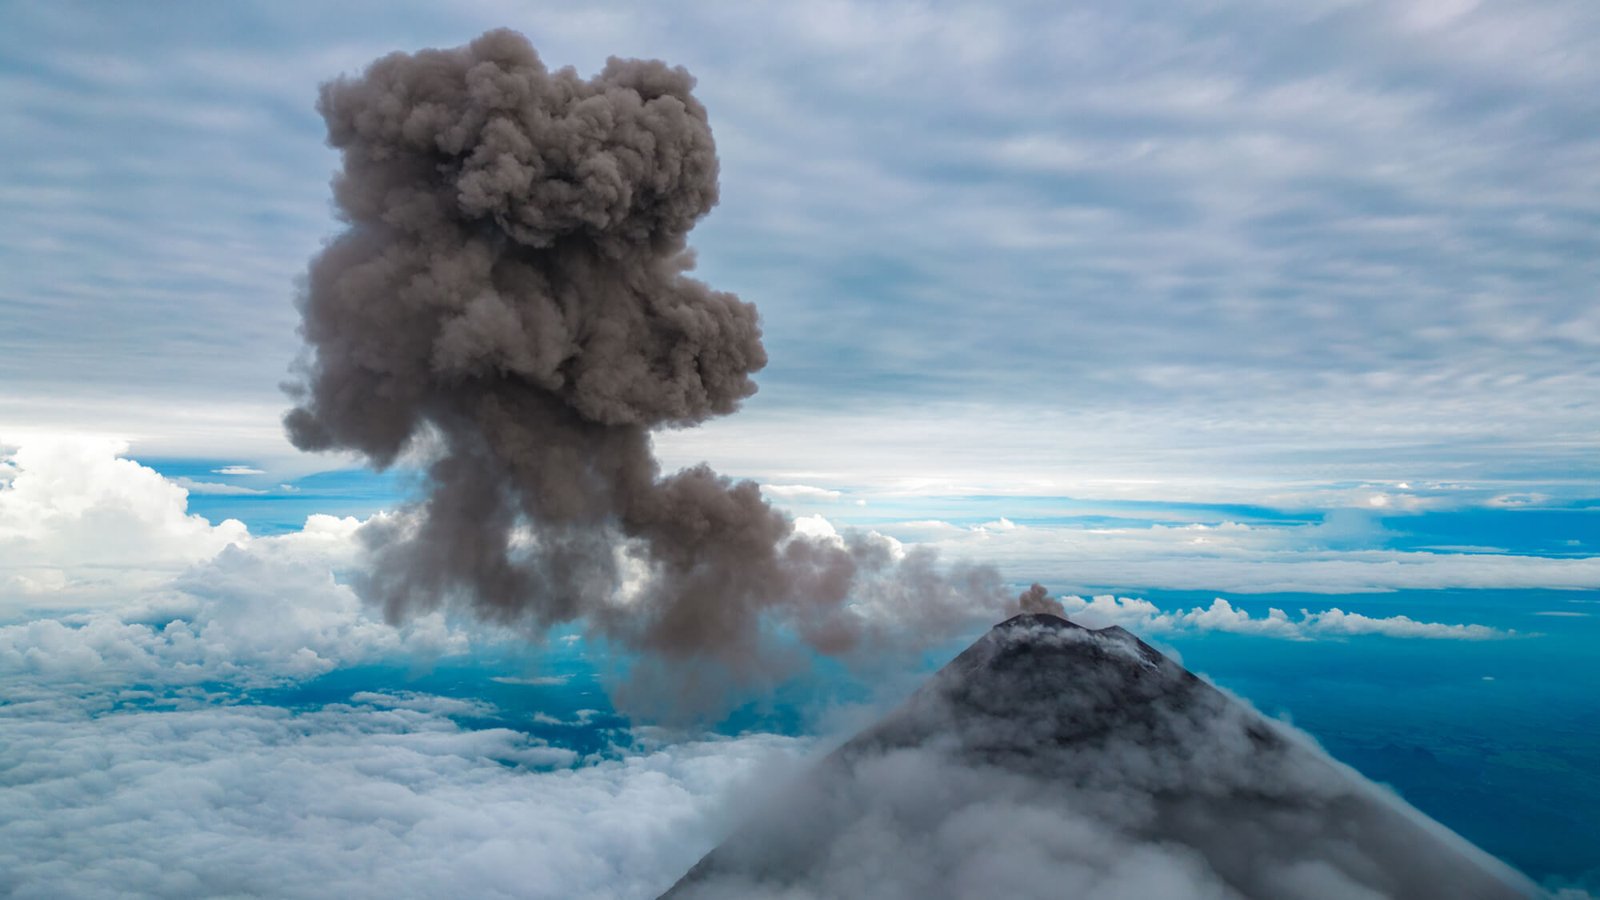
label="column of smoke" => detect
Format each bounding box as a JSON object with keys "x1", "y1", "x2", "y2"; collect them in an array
[{"x1": 286, "y1": 29, "x2": 1037, "y2": 696}]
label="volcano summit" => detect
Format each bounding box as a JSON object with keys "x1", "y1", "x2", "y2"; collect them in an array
[{"x1": 663, "y1": 614, "x2": 1535, "y2": 899}]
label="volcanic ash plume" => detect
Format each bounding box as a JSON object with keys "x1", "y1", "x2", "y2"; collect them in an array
[{"x1": 285, "y1": 29, "x2": 1013, "y2": 679}]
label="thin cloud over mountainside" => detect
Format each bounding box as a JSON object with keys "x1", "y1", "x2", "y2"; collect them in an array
[{"x1": 664, "y1": 616, "x2": 1535, "y2": 899}]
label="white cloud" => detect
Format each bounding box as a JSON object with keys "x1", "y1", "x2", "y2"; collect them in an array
[
  {"x1": 350, "y1": 690, "x2": 500, "y2": 719},
  {"x1": 214, "y1": 465, "x2": 265, "y2": 475},
  {"x1": 0, "y1": 439, "x2": 248, "y2": 609},
  {"x1": 654, "y1": 400, "x2": 1600, "y2": 510},
  {"x1": 0, "y1": 697, "x2": 809, "y2": 899},
  {"x1": 0, "y1": 439, "x2": 471, "y2": 685},
  {"x1": 0, "y1": 528, "x2": 471, "y2": 689},
  {"x1": 174, "y1": 476, "x2": 267, "y2": 495},
  {"x1": 790, "y1": 514, "x2": 844, "y2": 543},
  {"x1": 492, "y1": 674, "x2": 571, "y2": 686},
  {"x1": 827, "y1": 513, "x2": 1600, "y2": 595},
  {"x1": 1058, "y1": 595, "x2": 1508, "y2": 641},
  {"x1": 760, "y1": 483, "x2": 844, "y2": 502},
  {"x1": 1300, "y1": 606, "x2": 1506, "y2": 640}
]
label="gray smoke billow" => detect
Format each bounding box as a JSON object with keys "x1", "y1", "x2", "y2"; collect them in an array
[{"x1": 285, "y1": 29, "x2": 1019, "y2": 684}]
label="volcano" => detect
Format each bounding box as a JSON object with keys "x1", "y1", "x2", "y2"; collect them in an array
[{"x1": 662, "y1": 613, "x2": 1535, "y2": 899}]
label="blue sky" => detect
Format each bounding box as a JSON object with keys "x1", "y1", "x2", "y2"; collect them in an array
[{"x1": 2, "y1": 1, "x2": 1598, "y2": 896}]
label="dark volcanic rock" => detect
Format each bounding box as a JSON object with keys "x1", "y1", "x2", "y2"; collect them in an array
[{"x1": 662, "y1": 614, "x2": 1536, "y2": 900}]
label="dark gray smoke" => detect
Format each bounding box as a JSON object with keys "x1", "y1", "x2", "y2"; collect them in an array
[{"x1": 285, "y1": 29, "x2": 1015, "y2": 683}]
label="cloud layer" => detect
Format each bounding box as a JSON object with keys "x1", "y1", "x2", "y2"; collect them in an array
[
  {"x1": 0, "y1": 439, "x2": 1533, "y2": 698},
  {"x1": 0, "y1": 695, "x2": 807, "y2": 900},
  {"x1": 868, "y1": 515, "x2": 1600, "y2": 595},
  {"x1": 2, "y1": 1, "x2": 1597, "y2": 501},
  {"x1": 0, "y1": 441, "x2": 470, "y2": 688},
  {"x1": 0, "y1": 438, "x2": 1583, "y2": 897}
]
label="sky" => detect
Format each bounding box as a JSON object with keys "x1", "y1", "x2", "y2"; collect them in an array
[{"x1": 2, "y1": 0, "x2": 1598, "y2": 897}]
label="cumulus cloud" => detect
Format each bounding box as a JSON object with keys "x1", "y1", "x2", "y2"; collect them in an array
[
  {"x1": 0, "y1": 439, "x2": 474, "y2": 688},
  {"x1": 0, "y1": 517, "x2": 470, "y2": 690},
  {"x1": 1059, "y1": 594, "x2": 1508, "y2": 641},
  {"x1": 0, "y1": 696, "x2": 808, "y2": 899},
  {"x1": 0, "y1": 440, "x2": 248, "y2": 609},
  {"x1": 1302, "y1": 607, "x2": 1507, "y2": 640}
]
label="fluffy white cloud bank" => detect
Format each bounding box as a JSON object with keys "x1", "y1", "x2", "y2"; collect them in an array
[
  {"x1": 0, "y1": 440, "x2": 470, "y2": 689},
  {"x1": 1060, "y1": 595, "x2": 1507, "y2": 641},
  {"x1": 0, "y1": 439, "x2": 248, "y2": 608},
  {"x1": 0, "y1": 695, "x2": 809, "y2": 900},
  {"x1": 0, "y1": 521, "x2": 468, "y2": 691}
]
